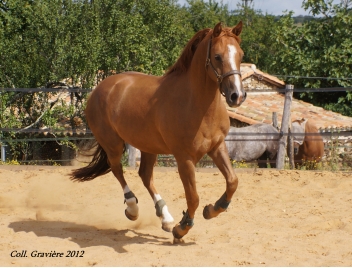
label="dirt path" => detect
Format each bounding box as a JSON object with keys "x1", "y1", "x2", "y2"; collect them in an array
[{"x1": 0, "y1": 166, "x2": 351, "y2": 266}]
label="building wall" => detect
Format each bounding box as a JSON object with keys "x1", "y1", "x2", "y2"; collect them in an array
[{"x1": 243, "y1": 76, "x2": 283, "y2": 91}]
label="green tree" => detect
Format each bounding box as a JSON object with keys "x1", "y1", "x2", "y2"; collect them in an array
[
  {"x1": 228, "y1": 4, "x2": 277, "y2": 71},
  {"x1": 186, "y1": 0, "x2": 230, "y2": 31},
  {"x1": 269, "y1": 0, "x2": 352, "y2": 116}
]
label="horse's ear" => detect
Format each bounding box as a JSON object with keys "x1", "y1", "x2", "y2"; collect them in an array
[
  {"x1": 213, "y1": 22, "x2": 223, "y2": 38},
  {"x1": 301, "y1": 118, "x2": 308, "y2": 130},
  {"x1": 232, "y1": 21, "x2": 243, "y2": 36}
]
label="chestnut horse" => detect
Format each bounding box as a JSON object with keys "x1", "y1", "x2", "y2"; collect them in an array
[
  {"x1": 291, "y1": 118, "x2": 324, "y2": 167},
  {"x1": 70, "y1": 22, "x2": 246, "y2": 240}
]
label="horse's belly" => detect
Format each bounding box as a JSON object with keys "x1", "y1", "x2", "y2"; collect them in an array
[
  {"x1": 117, "y1": 126, "x2": 171, "y2": 154},
  {"x1": 228, "y1": 141, "x2": 266, "y2": 161}
]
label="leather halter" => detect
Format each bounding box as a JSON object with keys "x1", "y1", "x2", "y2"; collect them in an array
[{"x1": 205, "y1": 36, "x2": 242, "y2": 96}]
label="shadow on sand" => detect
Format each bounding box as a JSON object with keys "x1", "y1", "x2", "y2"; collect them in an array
[{"x1": 9, "y1": 220, "x2": 195, "y2": 253}]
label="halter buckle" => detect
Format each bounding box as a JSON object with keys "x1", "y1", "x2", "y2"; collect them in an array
[{"x1": 205, "y1": 58, "x2": 210, "y2": 69}]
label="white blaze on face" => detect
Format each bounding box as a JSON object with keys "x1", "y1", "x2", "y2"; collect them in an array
[{"x1": 227, "y1": 44, "x2": 243, "y2": 99}]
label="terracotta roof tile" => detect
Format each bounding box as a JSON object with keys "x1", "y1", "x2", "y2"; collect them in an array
[
  {"x1": 226, "y1": 92, "x2": 352, "y2": 132},
  {"x1": 225, "y1": 65, "x2": 352, "y2": 132}
]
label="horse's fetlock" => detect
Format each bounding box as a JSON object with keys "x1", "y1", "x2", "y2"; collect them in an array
[
  {"x1": 155, "y1": 199, "x2": 166, "y2": 217},
  {"x1": 214, "y1": 192, "x2": 231, "y2": 211},
  {"x1": 125, "y1": 198, "x2": 138, "y2": 207}
]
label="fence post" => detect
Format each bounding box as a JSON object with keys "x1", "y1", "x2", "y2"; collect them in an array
[
  {"x1": 288, "y1": 127, "x2": 295, "y2": 169},
  {"x1": 272, "y1": 112, "x2": 278, "y2": 129},
  {"x1": 61, "y1": 145, "x2": 70, "y2": 166},
  {"x1": 276, "y1": 84, "x2": 294, "y2": 169},
  {"x1": 127, "y1": 144, "x2": 136, "y2": 168},
  {"x1": 1, "y1": 143, "x2": 6, "y2": 162}
]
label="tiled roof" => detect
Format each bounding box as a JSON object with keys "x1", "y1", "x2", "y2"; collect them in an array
[
  {"x1": 226, "y1": 64, "x2": 352, "y2": 132},
  {"x1": 240, "y1": 63, "x2": 285, "y2": 88},
  {"x1": 226, "y1": 92, "x2": 352, "y2": 132}
]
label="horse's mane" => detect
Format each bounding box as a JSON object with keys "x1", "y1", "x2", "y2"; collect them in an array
[
  {"x1": 164, "y1": 28, "x2": 211, "y2": 76},
  {"x1": 164, "y1": 27, "x2": 241, "y2": 76}
]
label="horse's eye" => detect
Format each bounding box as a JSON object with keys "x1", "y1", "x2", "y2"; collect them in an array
[{"x1": 214, "y1": 54, "x2": 221, "y2": 61}]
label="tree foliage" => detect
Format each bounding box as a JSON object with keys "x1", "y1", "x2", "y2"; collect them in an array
[
  {"x1": 228, "y1": 3, "x2": 277, "y2": 71},
  {"x1": 268, "y1": 0, "x2": 352, "y2": 115},
  {"x1": 1, "y1": 0, "x2": 352, "y2": 162}
]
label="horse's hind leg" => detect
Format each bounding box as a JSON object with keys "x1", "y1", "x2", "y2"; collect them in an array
[
  {"x1": 138, "y1": 152, "x2": 174, "y2": 232},
  {"x1": 204, "y1": 141, "x2": 238, "y2": 219},
  {"x1": 100, "y1": 138, "x2": 139, "y2": 221}
]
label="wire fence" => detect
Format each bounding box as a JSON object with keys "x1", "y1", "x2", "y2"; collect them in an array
[
  {"x1": 1, "y1": 132, "x2": 351, "y2": 172},
  {"x1": 1, "y1": 87, "x2": 352, "y2": 93},
  {"x1": 152, "y1": 131, "x2": 352, "y2": 172},
  {"x1": 1, "y1": 85, "x2": 351, "y2": 171}
]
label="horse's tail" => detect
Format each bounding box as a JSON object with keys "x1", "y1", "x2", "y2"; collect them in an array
[{"x1": 70, "y1": 140, "x2": 111, "y2": 182}]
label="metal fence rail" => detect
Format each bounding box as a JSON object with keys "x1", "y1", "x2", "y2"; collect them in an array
[{"x1": 1, "y1": 86, "x2": 351, "y2": 171}]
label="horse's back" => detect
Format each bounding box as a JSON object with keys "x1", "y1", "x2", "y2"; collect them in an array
[
  {"x1": 86, "y1": 72, "x2": 162, "y2": 128},
  {"x1": 226, "y1": 123, "x2": 279, "y2": 161}
]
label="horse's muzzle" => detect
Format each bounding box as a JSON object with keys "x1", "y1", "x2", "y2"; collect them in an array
[
  {"x1": 227, "y1": 91, "x2": 247, "y2": 107},
  {"x1": 294, "y1": 147, "x2": 298, "y2": 155}
]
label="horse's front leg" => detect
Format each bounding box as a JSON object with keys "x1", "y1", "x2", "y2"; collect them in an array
[
  {"x1": 172, "y1": 158, "x2": 199, "y2": 240},
  {"x1": 204, "y1": 141, "x2": 238, "y2": 219}
]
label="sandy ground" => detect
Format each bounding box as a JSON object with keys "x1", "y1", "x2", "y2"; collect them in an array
[{"x1": 0, "y1": 165, "x2": 351, "y2": 267}]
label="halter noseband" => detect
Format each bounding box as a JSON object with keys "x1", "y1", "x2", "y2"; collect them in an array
[{"x1": 205, "y1": 37, "x2": 242, "y2": 96}]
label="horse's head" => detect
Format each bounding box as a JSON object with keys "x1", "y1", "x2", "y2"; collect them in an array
[
  {"x1": 291, "y1": 118, "x2": 308, "y2": 155},
  {"x1": 206, "y1": 22, "x2": 246, "y2": 107}
]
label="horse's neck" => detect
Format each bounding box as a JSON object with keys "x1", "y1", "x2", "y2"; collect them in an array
[{"x1": 187, "y1": 45, "x2": 222, "y2": 111}]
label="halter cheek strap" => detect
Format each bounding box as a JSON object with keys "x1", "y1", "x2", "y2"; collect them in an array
[{"x1": 205, "y1": 37, "x2": 242, "y2": 95}]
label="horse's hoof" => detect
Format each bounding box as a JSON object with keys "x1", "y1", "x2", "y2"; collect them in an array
[
  {"x1": 172, "y1": 226, "x2": 184, "y2": 239},
  {"x1": 162, "y1": 221, "x2": 174, "y2": 232},
  {"x1": 203, "y1": 205, "x2": 212, "y2": 220},
  {"x1": 172, "y1": 223, "x2": 192, "y2": 239},
  {"x1": 125, "y1": 209, "x2": 138, "y2": 221},
  {"x1": 173, "y1": 237, "x2": 185, "y2": 244}
]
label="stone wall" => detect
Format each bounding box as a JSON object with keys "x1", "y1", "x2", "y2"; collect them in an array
[
  {"x1": 324, "y1": 136, "x2": 352, "y2": 167},
  {"x1": 243, "y1": 76, "x2": 282, "y2": 91}
]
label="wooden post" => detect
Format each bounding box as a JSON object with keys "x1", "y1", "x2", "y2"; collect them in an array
[
  {"x1": 61, "y1": 144, "x2": 70, "y2": 166},
  {"x1": 276, "y1": 84, "x2": 294, "y2": 169},
  {"x1": 272, "y1": 112, "x2": 278, "y2": 129},
  {"x1": 288, "y1": 115, "x2": 295, "y2": 169},
  {"x1": 127, "y1": 144, "x2": 136, "y2": 167}
]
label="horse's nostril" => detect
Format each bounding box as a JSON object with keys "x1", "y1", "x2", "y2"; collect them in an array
[{"x1": 230, "y1": 92, "x2": 238, "y2": 102}]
